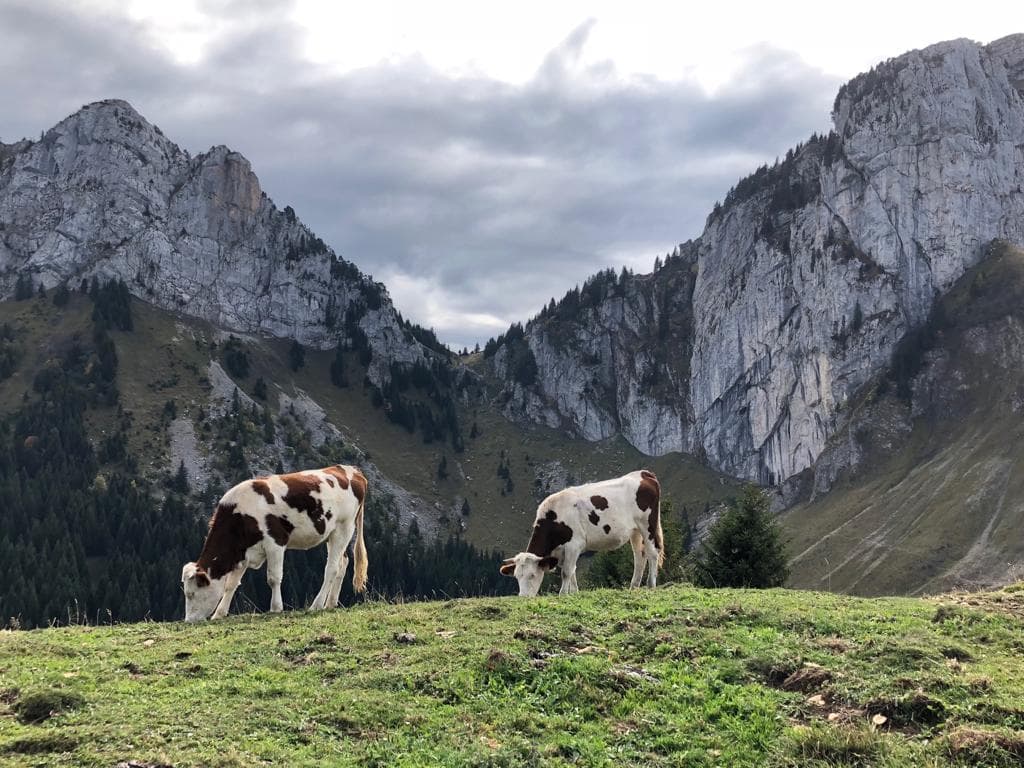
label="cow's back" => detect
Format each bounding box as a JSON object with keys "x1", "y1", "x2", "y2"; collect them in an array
[{"x1": 220, "y1": 466, "x2": 363, "y2": 551}]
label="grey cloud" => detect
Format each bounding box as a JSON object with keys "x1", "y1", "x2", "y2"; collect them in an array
[{"x1": 0, "y1": 1, "x2": 840, "y2": 348}]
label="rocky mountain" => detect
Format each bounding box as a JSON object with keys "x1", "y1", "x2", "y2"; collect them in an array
[
  {"x1": 0, "y1": 96, "x2": 739, "y2": 561},
  {"x1": 0, "y1": 99, "x2": 425, "y2": 385},
  {"x1": 783, "y1": 241, "x2": 1024, "y2": 595},
  {"x1": 487, "y1": 34, "x2": 1024, "y2": 486}
]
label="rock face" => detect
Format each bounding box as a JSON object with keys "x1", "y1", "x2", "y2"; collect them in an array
[
  {"x1": 0, "y1": 99, "x2": 424, "y2": 383},
  {"x1": 491, "y1": 34, "x2": 1024, "y2": 484}
]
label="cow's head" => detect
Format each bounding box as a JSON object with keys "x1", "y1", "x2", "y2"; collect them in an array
[
  {"x1": 181, "y1": 562, "x2": 224, "y2": 622},
  {"x1": 499, "y1": 553, "x2": 558, "y2": 597}
]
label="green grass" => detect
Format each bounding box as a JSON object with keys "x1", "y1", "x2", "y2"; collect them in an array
[{"x1": 3, "y1": 585, "x2": 1024, "y2": 766}]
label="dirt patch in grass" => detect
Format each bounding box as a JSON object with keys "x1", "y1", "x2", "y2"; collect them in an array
[
  {"x1": 816, "y1": 636, "x2": 852, "y2": 654},
  {"x1": 746, "y1": 656, "x2": 799, "y2": 688},
  {"x1": 1, "y1": 733, "x2": 78, "y2": 755},
  {"x1": 13, "y1": 689, "x2": 85, "y2": 724},
  {"x1": 780, "y1": 664, "x2": 833, "y2": 693},
  {"x1": 864, "y1": 689, "x2": 946, "y2": 730},
  {"x1": 939, "y1": 644, "x2": 974, "y2": 662},
  {"x1": 934, "y1": 589, "x2": 1024, "y2": 620},
  {"x1": 944, "y1": 726, "x2": 1024, "y2": 766},
  {"x1": 785, "y1": 723, "x2": 883, "y2": 766}
]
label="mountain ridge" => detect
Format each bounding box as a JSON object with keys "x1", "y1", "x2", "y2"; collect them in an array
[
  {"x1": 0, "y1": 98, "x2": 432, "y2": 388},
  {"x1": 485, "y1": 33, "x2": 1024, "y2": 485}
]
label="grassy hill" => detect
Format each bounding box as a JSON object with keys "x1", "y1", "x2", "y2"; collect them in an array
[
  {"x1": 783, "y1": 242, "x2": 1024, "y2": 596},
  {"x1": 3, "y1": 584, "x2": 1024, "y2": 767}
]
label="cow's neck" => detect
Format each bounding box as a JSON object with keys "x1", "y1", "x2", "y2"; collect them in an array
[{"x1": 526, "y1": 517, "x2": 572, "y2": 558}]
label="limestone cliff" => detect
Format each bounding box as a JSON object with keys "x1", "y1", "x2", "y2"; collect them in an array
[{"x1": 489, "y1": 34, "x2": 1024, "y2": 484}]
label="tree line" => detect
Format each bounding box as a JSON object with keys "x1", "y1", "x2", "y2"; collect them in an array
[{"x1": 0, "y1": 281, "x2": 510, "y2": 628}]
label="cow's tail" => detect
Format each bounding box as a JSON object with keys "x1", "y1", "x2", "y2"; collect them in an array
[
  {"x1": 352, "y1": 487, "x2": 369, "y2": 594},
  {"x1": 644, "y1": 470, "x2": 665, "y2": 569},
  {"x1": 655, "y1": 494, "x2": 665, "y2": 569}
]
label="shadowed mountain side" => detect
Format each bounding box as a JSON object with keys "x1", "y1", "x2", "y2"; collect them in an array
[{"x1": 783, "y1": 241, "x2": 1024, "y2": 595}]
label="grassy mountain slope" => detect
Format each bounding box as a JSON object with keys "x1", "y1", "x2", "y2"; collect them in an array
[
  {"x1": 783, "y1": 242, "x2": 1024, "y2": 596},
  {"x1": 0, "y1": 290, "x2": 738, "y2": 560},
  {"x1": 3, "y1": 585, "x2": 1024, "y2": 767}
]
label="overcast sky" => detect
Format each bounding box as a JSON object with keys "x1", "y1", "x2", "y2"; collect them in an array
[{"x1": 0, "y1": 1, "x2": 1018, "y2": 347}]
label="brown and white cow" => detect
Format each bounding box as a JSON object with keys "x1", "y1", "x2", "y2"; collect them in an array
[
  {"x1": 500, "y1": 469, "x2": 663, "y2": 596},
  {"x1": 181, "y1": 465, "x2": 368, "y2": 622}
]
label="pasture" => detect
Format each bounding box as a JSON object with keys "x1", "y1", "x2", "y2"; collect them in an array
[{"x1": 2, "y1": 584, "x2": 1024, "y2": 766}]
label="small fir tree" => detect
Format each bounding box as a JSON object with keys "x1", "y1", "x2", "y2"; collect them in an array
[{"x1": 692, "y1": 485, "x2": 789, "y2": 588}]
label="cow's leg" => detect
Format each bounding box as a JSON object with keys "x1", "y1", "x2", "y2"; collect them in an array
[
  {"x1": 265, "y1": 545, "x2": 286, "y2": 612},
  {"x1": 644, "y1": 538, "x2": 659, "y2": 588},
  {"x1": 559, "y1": 548, "x2": 581, "y2": 595},
  {"x1": 212, "y1": 566, "x2": 246, "y2": 619},
  {"x1": 310, "y1": 532, "x2": 346, "y2": 610},
  {"x1": 326, "y1": 552, "x2": 350, "y2": 608},
  {"x1": 629, "y1": 530, "x2": 646, "y2": 588}
]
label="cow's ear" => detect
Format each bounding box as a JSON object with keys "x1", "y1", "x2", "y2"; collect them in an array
[
  {"x1": 539, "y1": 557, "x2": 558, "y2": 571},
  {"x1": 195, "y1": 569, "x2": 211, "y2": 588},
  {"x1": 499, "y1": 560, "x2": 516, "y2": 576}
]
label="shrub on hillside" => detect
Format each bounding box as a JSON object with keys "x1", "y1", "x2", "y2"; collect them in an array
[{"x1": 692, "y1": 485, "x2": 789, "y2": 588}]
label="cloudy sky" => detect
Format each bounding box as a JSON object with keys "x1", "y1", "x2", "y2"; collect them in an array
[{"x1": 0, "y1": 1, "x2": 1017, "y2": 347}]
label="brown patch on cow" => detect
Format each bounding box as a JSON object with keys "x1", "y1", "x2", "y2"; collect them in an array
[
  {"x1": 195, "y1": 571, "x2": 210, "y2": 588},
  {"x1": 196, "y1": 502, "x2": 263, "y2": 580},
  {"x1": 526, "y1": 517, "x2": 573, "y2": 558},
  {"x1": 324, "y1": 465, "x2": 350, "y2": 490},
  {"x1": 588, "y1": 510, "x2": 600, "y2": 525},
  {"x1": 590, "y1": 495, "x2": 609, "y2": 510},
  {"x1": 250, "y1": 479, "x2": 276, "y2": 504},
  {"x1": 349, "y1": 470, "x2": 367, "y2": 505},
  {"x1": 603, "y1": 524, "x2": 611, "y2": 534},
  {"x1": 282, "y1": 473, "x2": 327, "y2": 534},
  {"x1": 265, "y1": 514, "x2": 295, "y2": 546},
  {"x1": 636, "y1": 471, "x2": 662, "y2": 551},
  {"x1": 545, "y1": 509, "x2": 557, "y2": 520}
]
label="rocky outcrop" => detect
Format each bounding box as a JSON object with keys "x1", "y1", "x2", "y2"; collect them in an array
[
  {"x1": 0, "y1": 99, "x2": 425, "y2": 384},
  {"x1": 491, "y1": 35, "x2": 1024, "y2": 484},
  {"x1": 491, "y1": 245, "x2": 698, "y2": 456}
]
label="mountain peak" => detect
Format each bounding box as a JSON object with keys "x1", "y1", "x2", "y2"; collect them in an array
[
  {"x1": 0, "y1": 96, "x2": 431, "y2": 388},
  {"x1": 988, "y1": 33, "x2": 1024, "y2": 82}
]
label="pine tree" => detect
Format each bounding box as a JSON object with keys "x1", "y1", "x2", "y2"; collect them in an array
[
  {"x1": 169, "y1": 461, "x2": 189, "y2": 494},
  {"x1": 288, "y1": 340, "x2": 305, "y2": 371},
  {"x1": 692, "y1": 486, "x2": 789, "y2": 588},
  {"x1": 330, "y1": 344, "x2": 348, "y2": 387},
  {"x1": 52, "y1": 283, "x2": 70, "y2": 307},
  {"x1": 13, "y1": 273, "x2": 34, "y2": 300},
  {"x1": 262, "y1": 406, "x2": 276, "y2": 443}
]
